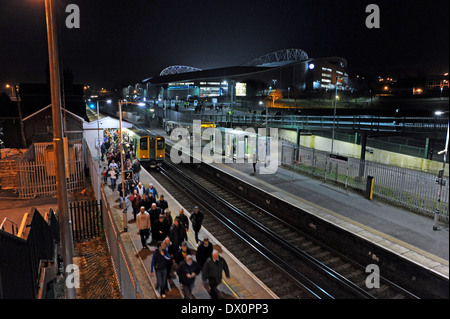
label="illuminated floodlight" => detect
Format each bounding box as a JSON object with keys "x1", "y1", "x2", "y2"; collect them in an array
[
  {"x1": 308, "y1": 63, "x2": 315, "y2": 70},
  {"x1": 435, "y1": 111, "x2": 445, "y2": 116},
  {"x1": 106, "y1": 99, "x2": 112, "y2": 104},
  {"x1": 138, "y1": 102, "x2": 146, "y2": 107}
]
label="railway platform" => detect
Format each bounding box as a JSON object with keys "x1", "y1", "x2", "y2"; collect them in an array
[
  {"x1": 207, "y1": 161, "x2": 449, "y2": 277},
  {"x1": 101, "y1": 163, "x2": 277, "y2": 299},
  {"x1": 150, "y1": 126, "x2": 449, "y2": 282}
]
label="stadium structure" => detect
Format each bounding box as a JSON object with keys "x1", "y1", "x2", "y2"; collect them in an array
[{"x1": 130, "y1": 48, "x2": 350, "y2": 104}]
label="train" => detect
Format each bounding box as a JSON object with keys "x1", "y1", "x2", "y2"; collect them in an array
[{"x1": 122, "y1": 127, "x2": 165, "y2": 168}]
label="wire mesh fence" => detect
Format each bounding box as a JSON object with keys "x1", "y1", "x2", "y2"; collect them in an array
[{"x1": 281, "y1": 140, "x2": 449, "y2": 222}]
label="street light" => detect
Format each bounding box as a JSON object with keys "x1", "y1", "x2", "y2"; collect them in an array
[
  {"x1": 331, "y1": 76, "x2": 347, "y2": 154},
  {"x1": 433, "y1": 110, "x2": 449, "y2": 231},
  {"x1": 5, "y1": 84, "x2": 14, "y2": 97},
  {"x1": 44, "y1": 0, "x2": 75, "y2": 299}
]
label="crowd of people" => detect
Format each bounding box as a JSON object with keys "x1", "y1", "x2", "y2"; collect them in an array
[{"x1": 99, "y1": 129, "x2": 231, "y2": 299}]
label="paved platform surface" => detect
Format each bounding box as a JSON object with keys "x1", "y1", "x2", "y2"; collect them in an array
[{"x1": 102, "y1": 162, "x2": 277, "y2": 299}]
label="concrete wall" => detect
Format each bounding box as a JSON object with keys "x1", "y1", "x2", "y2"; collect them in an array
[{"x1": 279, "y1": 128, "x2": 448, "y2": 175}]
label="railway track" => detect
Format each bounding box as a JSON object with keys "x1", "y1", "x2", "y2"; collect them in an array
[{"x1": 151, "y1": 149, "x2": 419, "y2": 299}]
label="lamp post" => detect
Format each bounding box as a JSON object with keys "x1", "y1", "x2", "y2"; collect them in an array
[
  {"x1": 6, "y1": 84, "x2": 27, "y2": 148},
  {"x1": 44, "y1": 0, "x2": 75, "y2": 299},
  {"x1": 331, "y1": 75, "x2": 348, "y2": 154},
  {"x1": 433, "y1": 110, "x2": 449, "y2": 231}
]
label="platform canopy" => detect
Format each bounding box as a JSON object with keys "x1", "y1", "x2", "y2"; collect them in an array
[{"x1": 83, "y1": 116, "x2": 133, "y2": 130}]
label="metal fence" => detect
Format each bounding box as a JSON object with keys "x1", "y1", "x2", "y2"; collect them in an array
[
  {"x1": 281, "y1": 140, "x2": 449, "y2": 222},
  {"x1": 69, "y1": 200, "x2": 103, "y2": 241},
  {"x1": 100, "y1": 187, "x2": 141, "y2": 299},
  {"x1": 86, "y1": 142, "x2": 141, "y2": 299},
  {"x1": 16, "y1": 141, "x2": 85, "y2": 198}
]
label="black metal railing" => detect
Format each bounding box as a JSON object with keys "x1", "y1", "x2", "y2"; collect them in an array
[
  {"x1": 0, "y1": 208, "x2": 59, "y2": 299},
  {"x1": 69, "y1": 200, "x2": 103, "y2": 241}
]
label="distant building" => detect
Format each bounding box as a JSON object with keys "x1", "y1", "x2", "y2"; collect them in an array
[
  {"x1": 134, "y1": 49, "x2": 349, "y2": 103},
  {"x1": 0, "y1": 69, "x2": 86, "y2": 148}
]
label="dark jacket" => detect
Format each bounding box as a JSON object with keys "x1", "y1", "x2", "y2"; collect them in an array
[
  {"x1": 132, "y1": 161, "x2": 141, "y2": 173},
  {"x1": 177, "y1": 260, "x2": 202, "y2": 286},
  {"x1": 177, "y1": 213, "x2": 189, "y2": 231},
  {"x1": 202, "y1": 256, "x2": 230, "y2": 286},
  {"x1": 151, "y1": 249, "x2": 171, "y2": 273},
  {"x1": 153, "y1": 219, "x2": 169, "y2": 242},
  {"x1": 174, "y1": 247, "x2": 192, "y2": 265},
  {"x1": 148, "y1": 207, "x2": 162, "y2": 225},
  {"x1": 196, "y1": 242, "x2": 213, "y2": 267},
  {"x1": 157, "y1": 199, "x2": 169, "y2": 212},
  {"x1": 169, "y1": 223, "x2": 187, "y2": 249},
  {"x1": 189, "y1": 211, "x2": 204, "y2": 231}
]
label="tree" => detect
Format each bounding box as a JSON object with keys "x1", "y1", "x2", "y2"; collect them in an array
[{"x1": 267, "y1": 89, "x2": 283, "y2": 108}]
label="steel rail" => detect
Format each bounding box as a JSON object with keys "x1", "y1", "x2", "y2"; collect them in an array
[{"x1": 158, "y1": 162, "x2": 332, "y2": 299}]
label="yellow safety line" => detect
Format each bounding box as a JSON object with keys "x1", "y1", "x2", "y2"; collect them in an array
[{"x1": 217, "y1": 163, "x2": 450, "y2": 268}]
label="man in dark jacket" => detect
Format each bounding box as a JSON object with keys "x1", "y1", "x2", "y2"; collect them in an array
[
  {"x1": 132, "y1": 159, "x2": 141, "y2": 181},
  {"x1": 153, "y1": 214, "x2": 170, "y2": 242},
  {"x1": 202, "y1": 250, "x2": 230, "y2": 299},
  {"x1": 177, "y1": 209, "x2": 189, "y2": 233},
  {"x1": 196, "y1": 237, "x2": 213, "y2": 268},
  {"x1": 189, "y1": 206, "x2": 204, "y2": 245},
  {"x1": 169, "y1": 218, "x2": 187, "y2": 251},
  {"x1": 148, "y1": 203, "x2": 162, "y2": 242},
  {"x1": 177, "y1": 255, "x2": 201, "y2": 299},
  {"x1": 156, "y1": 195, "x2": 169, "y2": 213}
]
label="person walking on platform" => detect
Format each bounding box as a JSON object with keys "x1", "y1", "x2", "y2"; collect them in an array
[
  {"x1": 148, "y1": 203, "x2": 162, "y2": 241},
  {"x1": 177, "y1": 255, "x2": 201, "y2": 299},
  {"x1": 174, "y1": 241, "x2": 192, "y2": 265},
  {"x1": 153, "y1": 214, "x2": 170, "y2": 242},
  {"x1": 135, "y1": 181, "x2": 145, "y2": 197},
  {"x1": 196, "y1": 237, "x2": 213, "y2": 268},
  {"x1": 157, "y1": 194, "x2": 169, "y2": 213},
  {"x1": 190, "y1": 206, "x2": 204, "y2": 245},
  {"x1": 202, "y1": 250, "x2": 230, "y2": 299},
  {"x1": 151, "y1": 241, "x2": 171, "y2": 298},
  {"x1": 129, "y1": 189, "x2": 141, "y2": 221},
  {"x1": 177, "y1": 209, "x2": 189, "y2": 234},
  {"x1": 132, "y1": 158, "x2": 141, "y2": 181},
  {"x1": 139, "y1": 193, "x2": 152, "y2": 211},
  {"x1": 147, "y1": 183, "x2": 158, "y2": 199},
  {"x1": 118, "y1": 180, "x2": 130, "y2": 210},
  {"x1": 109, "y1": 166, "x2": 117, "y2": 190},
  {"x1": 169, "y1": 218, "x2": 187, "y2": 252},
  {"x1": 136, "y1": 207, "x2": 150, "y2": 249},
  {"x1": 164, "y1": 208, "x2": 173, "y2": 229},
  {"x1": 252, "y1": 153, "x2": 258, "y2": 174}
]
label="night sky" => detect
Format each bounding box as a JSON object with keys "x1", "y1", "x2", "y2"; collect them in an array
[{"x1": 0, "y1": 0, "x2": 448, "y2": 90}]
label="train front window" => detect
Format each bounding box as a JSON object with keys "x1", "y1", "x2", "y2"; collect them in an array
[
  {"x1": 157, "y1": 138, "x2": 165, "y2": 150},
  {"x1": 140, "y1": 137, "x2": 148, "y2": 150}
]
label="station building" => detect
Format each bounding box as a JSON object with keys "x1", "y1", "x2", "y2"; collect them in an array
[{"x1": 130, "y1": 49, "x2": 350, "y2": 105}]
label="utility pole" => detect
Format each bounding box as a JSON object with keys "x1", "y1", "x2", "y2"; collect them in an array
[
  {"x1": 433, "y1": 115, "x2": 449, "y2": 231},
  {"x1": 44, "y1": 0, "x2": 75, "y2": 299},
  {"x1": 13, "y1": 85, "x2": 27, "y2": 149}
]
